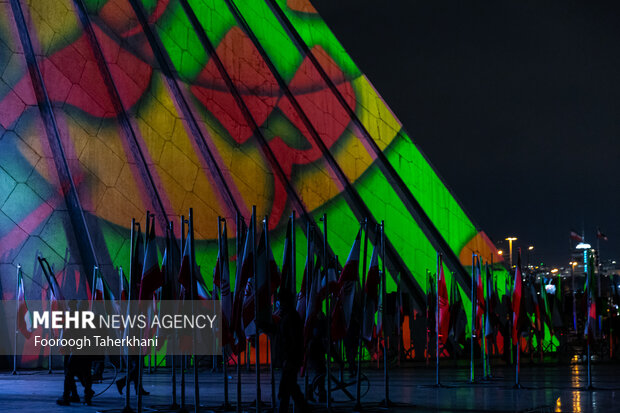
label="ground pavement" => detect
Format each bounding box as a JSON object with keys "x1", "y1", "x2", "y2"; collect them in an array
[{"x1": 0, "y1": 361, "x2": 618, "y2": 412}]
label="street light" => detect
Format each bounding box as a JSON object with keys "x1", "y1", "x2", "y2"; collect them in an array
[{"x1": 505, "y1": 237, "x2": 517, "y2": 268}]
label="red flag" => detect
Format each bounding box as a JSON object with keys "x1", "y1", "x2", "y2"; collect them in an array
[
  {"x1": 331, "y1": 229, "x2": 361, "y2": 341},
  {"x1": 120, "y1": 269, "x2": 129, "y2": 301},
  {"x1": 584, "y1": 252, "x2": 597, "y2": 343},
  {"x1": 570, "y1": 231, "x2": 583, "y2": 242},
  {"x1": 94, "y1": 272, "x2": 104, "y2": 301},
  {"x1": 139, "y1": 224, "x2": 163, "y2": 300},
  {"x1": 437, "y1": 257, "x2": 450, "y2": 346},
  {"x1": 597, "y1": 228, "x2": 608, "y2": 241},
  {"x1": 17, "y1": 268, "x2": 32, "y2": 339},
  {"x1": 362, "y1": 239, "x2": 380, "y2": 342},
  {"x1": 511, "y1": 250, "x2": 524, "y2": 345}
]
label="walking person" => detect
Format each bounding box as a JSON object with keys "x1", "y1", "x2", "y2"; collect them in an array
[{"x1": 274, "y1": 290, "x2": 310, "y2": 413}]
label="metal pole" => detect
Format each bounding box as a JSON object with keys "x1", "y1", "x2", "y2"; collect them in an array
[
  {"x1": 304, "y1": 222, "x2": 312, "y2": 400},
  {"x1": 167, "y1": 222, "x2": 179, "y2": 410},
  {"x1": 436, "y1": 252, "x2": 440, "y2": 386},
  {"x1": 138, "y1": 212, "x2": 151, "y2": 413},
  {"x1": 123, "y1": 219, "x2": 135, "y2": 413},
  {"x1": 13, "y1": 265, "x2": 20, "y2": 375},
  {"x1": 515, "y1": 338, "x2": 520, "y2": 388},
  {"x1": 572, "y1": 264, "x2": 577, "y2": 332},
  {"x1": 180, "y1": 216, "x2": 187, "y2": 413},
  {"x1": 291, "y1": 211, "x2": 296, "y2": 297},
  {"x1": 252, "y1": 207, "x2": 261, "y2": 413},
  {"x1": 470, "y1": 253, "x2": 475, "y2": 383},
  {"x1": 236, "y1": 212, "x2": 242, "y2": 413},
  {"x1": 482, "y1": 262, "x2": 487, "y2": 380},
  {"x1": 48, "y1": 279, "x2": 53, "y2": 374},
  {"x1": 381, "y1": 222, "x2": 390, "y2": 403},
  {"x1": 189, "y1": 209, "x2": 200, "y2": 413},
  {"x1": 264, "y1": 216, "x2": 276, "y2": 410},
  {"x1": 322, "y1": 214, "x2": 331, "y2": 412},
  {"x1": 219, "y1": 218, "x2": 232, "y2": 410},
  {"x1": 354, "y1": 219, "x2": 368, "y2": 412}
]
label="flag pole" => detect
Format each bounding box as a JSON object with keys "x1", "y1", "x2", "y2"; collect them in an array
[
  {"x1": 436, "y1": 252, "x2": 440, "y2": 387},
  {"x1": 138, "y1": 212, "x2": 151, "y2": 413},
  {"x1": 188, "y1": 208, "x2": 200, "y2": 413},
  {"x1": 235, "y1": 212, "x2": 242, "y2": 413},
  {"x1": 514, "y1": 338, "x2": 520, "y2": 389},
  {"x1": 219, "y1": 217, "x2": 232, "y2": 410},
  {"x1": 426, "y1": 269, "x2": 430, "y2": 368},
  {"x1": 304, "y1": 222, "x2": 312, "y2": 400},
  {"x1": 121, "y1": 220, "x2": 136, "y2": 413},
  {"x1": 587, "y1": 251, "x2": 593, "y2": 390},
  {"x1": 354, "y1": 218, "x2": 368, "y2": 412},
  {"x1": 48, "y1": 272, "x2": 53, "y2": 374},
  {"x1": 180, "y1": 215, "x2": 188, "y2": 413},
  {"x1": 470, "y1": 253, "x2": 475, "y2": 383},
  {"x1": 264, "y1": 216, "x2": 276, "y2": 411},
  {"x1": 291, "y1": 211, "x2": 296, "y2": 297},
  {"x1": 251, "y1": 206, "x2": 261, "y2": 413},
  {"x1": 381, "y1": 221, "x2": 391, "y2": 405},
  {"x1": 482, "y1": 261, "x2": 487, "y2": 381},
  {"x1": 213, "y1": 220, "x2": 220, "y2": 373},
  {"x1": 13, "y1": 264, "x2": 20, "y2": 376},
  {"x1": 322, "y1": 213, "x2": 332, "y2": 412},
  {"x1": 166, "y1": 222, "x2": 179, "y2": 410}
]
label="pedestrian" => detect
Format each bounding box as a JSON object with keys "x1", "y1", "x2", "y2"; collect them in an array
[{"x1": 274, "y1": 290, "x2": 309, "y2": 413}]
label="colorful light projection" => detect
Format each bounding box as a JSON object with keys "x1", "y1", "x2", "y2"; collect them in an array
[{"x1": 0, "y1": 0, "x2": 517, "y2": 359}]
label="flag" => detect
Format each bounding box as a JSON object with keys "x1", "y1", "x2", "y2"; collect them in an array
[
  {"x1": 94, "y1": 272, "x2": 104, "y2": 301},
  {"x1": 540, "y1": 280, "x2": 553, "y2": 337},
  {"x1": 304, "y1": 259, "x2": 321, "y2": 346},
  {"x1": 130, "y1": 227, "x2": 144, "y2": 299},
  {"x1": 362, "y1": 236, "x2": 380, "y2": 342},
  {"x1": 139, "y1": 224, "x2": 163, "y2": 300},
  {"x1": 120, "y1": 269, "x2": 129, "y2": 301},
  {"x1": 584, "y1": 252, "x2": 597, "y2": 343},
  {"x1": 447, "y1": 279, "x2": 466, "y2": 355},
  {"x1": 475, "y1": 257, "x2": 485, "y2": 337},
  {"x1": 177, "y1": 232, "x2": 205, "y2": 300},
  {"x1": 279, "y1": 218, "x2": 295, "y2": 298},
  {"x1": 570, "y1": 231, "x2": 583, "y2": 242},
  {"x1": 231, "y1": 221, "x2": 252, "y2": 354},
  {"x1": 597, "y1": 228, "x2": 608, "y2": 241},
  {"x1": 92, "y1": 270, "x2": 116, "y2": 301},
  {"x1": 296, "y1": 242, "x2": 313, "y2": 321},
  {"x1": 528, "y1": 276, "x2": 542, "y2": 341},
  {"x1": 17, "y1": 268, "x2": 32, "y2": 339},
  {"x1": 437, "y1": 256, "x2": 450, "y2": 346},
  {"x1": 485, "y1": 265, "x2": 496, "y2": 338},
  {"x1": 511, "y1": 250, "x2": 524, "y2": 345},
  {"x1": 242, "y1": 228, "x2": 279, "y2": 335},
  {"x1": 214, "y1": 221, "x2": 233, "y2": 345},
  {"x1": 161, "y1": 229, "x2": 181, "y2": 301},
  {"x1": 331, "y1": 229, "x2": 361, "y2": 341},
  {"x1": 39, "y1": 258, "x2": 65, "y2": 339},
  {"x1": 320, "y1": 259, "x2": 339, "y2": 298}
]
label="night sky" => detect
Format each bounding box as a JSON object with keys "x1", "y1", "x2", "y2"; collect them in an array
[{"x1": 312, "y1": 0, "x2": 620, "y2": 267}]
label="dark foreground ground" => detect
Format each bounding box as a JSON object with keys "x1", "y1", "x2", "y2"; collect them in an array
[{"x1": 1, "y1": 361, "x2": 618, "y2": 412}]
